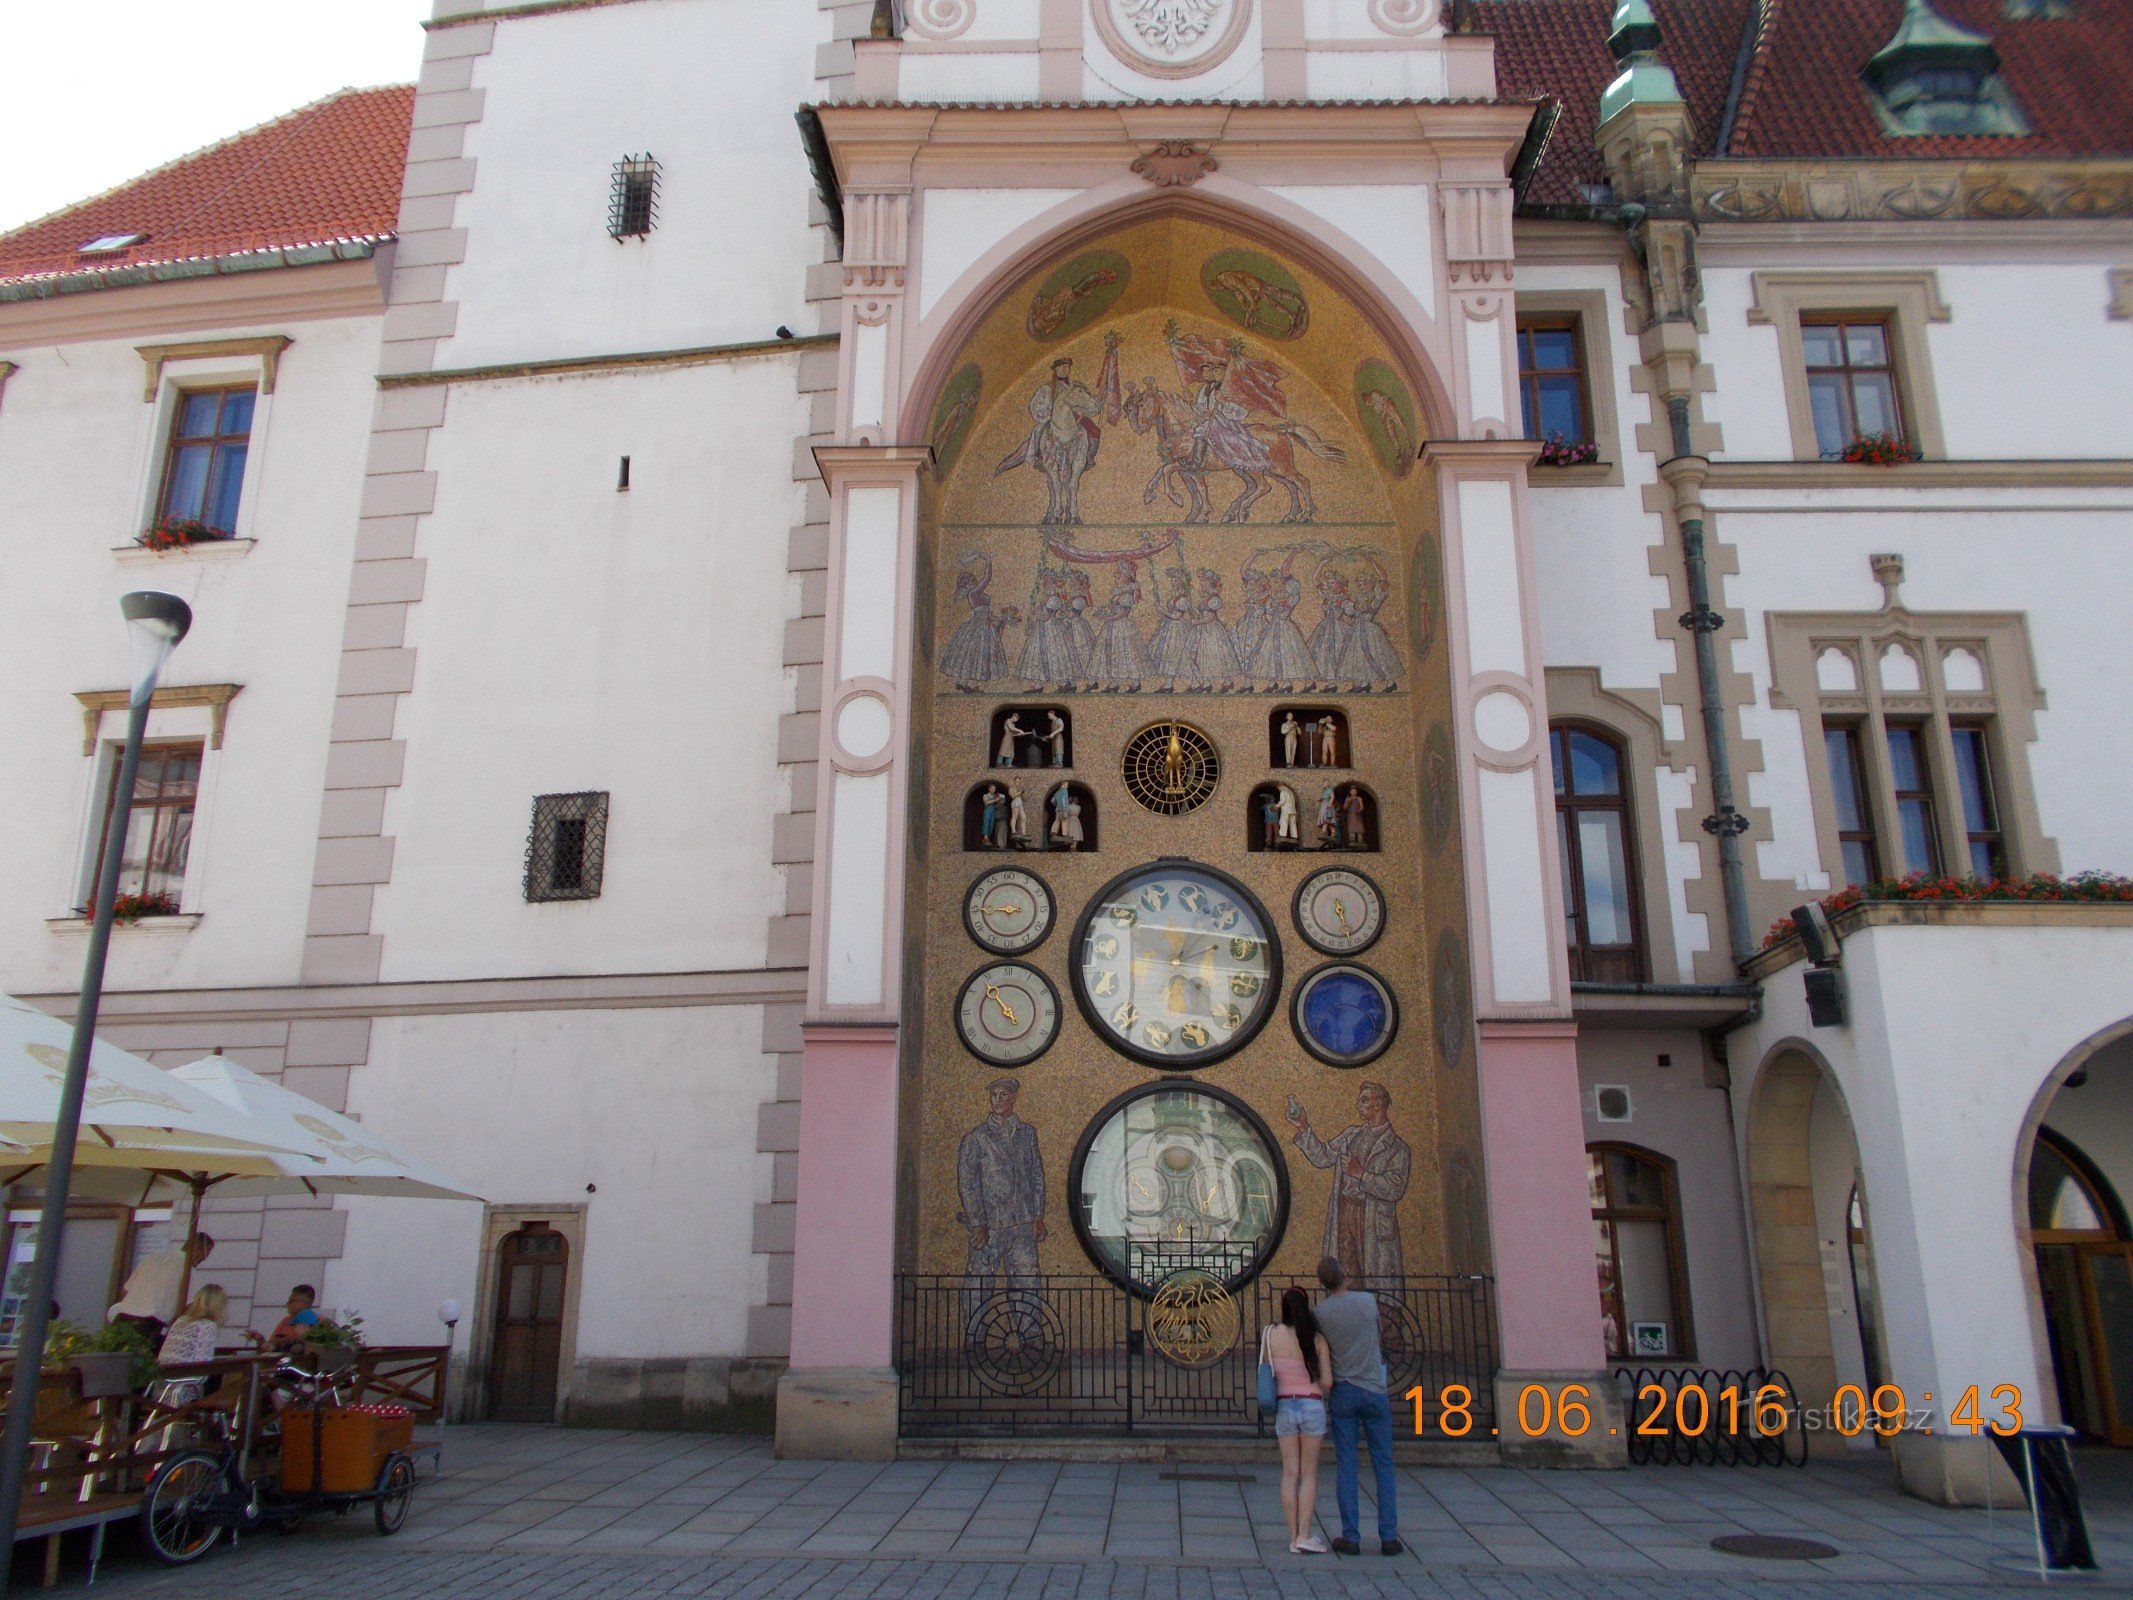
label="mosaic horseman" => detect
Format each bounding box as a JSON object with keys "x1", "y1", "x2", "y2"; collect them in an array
[{"x1": 995, "y1": 332, "x2": 1122, "y2": 525}]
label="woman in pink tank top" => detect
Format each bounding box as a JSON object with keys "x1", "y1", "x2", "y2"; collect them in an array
[{"x1": 1260, "y1": 1286, "x2": 1333, "y2": 1554}]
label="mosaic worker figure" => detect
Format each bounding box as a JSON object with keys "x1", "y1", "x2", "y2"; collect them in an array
[
  {"x1": 957, "y1": 1077, "x2": 1048, "y2": 1296},
  {"x1": 1287, "y1": 1082, "x2": 1410, "y2": 1288}
]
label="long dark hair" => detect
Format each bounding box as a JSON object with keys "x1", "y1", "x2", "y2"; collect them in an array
[{"x1": 1279, "y1": 1287, "x2": 1323, "y2": 1385}]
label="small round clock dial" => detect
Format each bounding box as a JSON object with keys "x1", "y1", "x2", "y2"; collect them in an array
[
  {"x1": 964, "y1": 867, "x2": 1055, "y2": 955},
  {"x1": 956, "y1": 962, "x2": 1061, "y2": 1067},
  {"x1": 1072, "y1": 861, "x2": 1280, "y2": 1068},
  {"x1": 1291, "y1": 962, "x2": 1399, "y2": 1068},
  {"x1": 1293, "y1": 867, "x2": 1386, "y2": 956}
]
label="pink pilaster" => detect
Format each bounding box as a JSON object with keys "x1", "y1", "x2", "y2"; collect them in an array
[
  {"x1": 1477, "y1": 1021, "x2": 1606, "y2": 1370},
  {"x1": 786, "y1": 1025, "x2": 900, "y2": 1369}
]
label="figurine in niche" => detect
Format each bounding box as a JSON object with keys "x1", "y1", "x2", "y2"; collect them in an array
[
  {"x1": 997, "y1": 713, "x2": 1028, "y2": 768},
  {"x1": 1046, "y1": 710, "x2": 1068, "y2": 768},
  {"x1": 1280, "y1": 712, "x2": 1303, "y2": 768},
  {"x1": 1317, "y1": 786, "x2": 1339, "y2": 848},
  {"x1": 1316, "y1": 715, "x2": 1340, "y2": 768},
  {"x1": 1007, "y1": 784, "x2": 1030, "y2": 847},
  {"x1": 1277, "y1": 783, "x2": 1300, "y2": 847},
  {"x1": 1342, "y1": 784, "x2": 1368, "y2": 849},
  {"x1": 979, "y1": 785, "x2": 1007, "y2": 849},
  {"x1": 1049, "y1": 787, "x2": 1085, "y2": 851},
  {"x1": 1259, "y1": 789, "x2": 1282, "y2": 850}
]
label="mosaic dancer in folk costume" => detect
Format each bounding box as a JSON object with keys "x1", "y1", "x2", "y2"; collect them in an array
[
  {"x1": 1017, "y1": 566, "x2": 1084, "y2": 687},
  {"x1": 958, "y1": 1078, "x2": 1048, "y2": 1341},
  {"x1": 1187, "y1": 568, "x2": 1242, "y2": 691},
  {"x1": 939, "y1": 554, "x2": 1008, "y2": 689},
  {"x1": 1146, "y1": 562, "x2": 1196, "y2": 690},
  {"x1": 1287, "y1": 1081, "x2": 1411, "y2": 1289},
  {"x1": 995, "y1": 332, "x2": 1122, "y2": 525},
  {"x1": 1353, "y1": 569, "x2": 1402, "y2": 689},
  {"x1": 1084, "y1": 560, "x2": 1152, "y2": 691},
  {"x1": 1064, "y1": 567, "x2": 1097, "y2": 689},
  {"x1": 1250, "y1": 552, "x2": 1317, "y2": 692}
]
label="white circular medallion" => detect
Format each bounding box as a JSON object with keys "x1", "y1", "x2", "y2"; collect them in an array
[
  {"x1": 1092, "y1": 0, "x2": 1255, "y2": 80},
  {"x1": 835, "y1": 694, "x2": 893, "y2": 760},
  {"x1": 1472, "y1": 690, "x2": 1533, "y2": 754}
]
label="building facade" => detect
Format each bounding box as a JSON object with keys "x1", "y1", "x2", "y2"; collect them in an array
[{"x1": 2, "y1": 0, "x2": 2129, "y2": 1500}]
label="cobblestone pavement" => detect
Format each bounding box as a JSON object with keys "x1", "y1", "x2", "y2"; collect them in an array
[{"x1": 35, "y1": 1425, "x2": 2133, "y2": 1597}]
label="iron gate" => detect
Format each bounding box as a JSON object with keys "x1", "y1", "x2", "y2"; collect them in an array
[{"x1": 895, "y1": 1272, "x2": 1497, "y2": 1437}]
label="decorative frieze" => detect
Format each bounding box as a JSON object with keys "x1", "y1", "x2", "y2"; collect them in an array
[{"x1": 1695, "y1": 159, "x2": 2133, "y2": 224}]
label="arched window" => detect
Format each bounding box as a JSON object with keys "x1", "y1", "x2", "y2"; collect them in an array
[
  {"x1": 1588, "y1": 1143, "x2": 1693, "y2": 1361},
  {"x1": 1551, "y1": 724, "x2": 1646, "y2": 983},
  {"x1": 2030, "y1": 1131, "x2": 2125, "y2": 1242}
]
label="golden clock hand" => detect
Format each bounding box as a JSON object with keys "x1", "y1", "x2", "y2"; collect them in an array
[
  {"x1": 1332, "y1": 899, "x2": 1352, "y2": 933},
  {"x1": 983, "y1": 983, "x2": 1019, "y2": 1026},
  {"x1": 978, "y1": 901, "x2": 1026, "y2": 917}
]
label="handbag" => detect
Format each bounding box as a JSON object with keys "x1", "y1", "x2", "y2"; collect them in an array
[{"x1": 1256, "y1": 1326, "x2": 1279, "y2": 1410}]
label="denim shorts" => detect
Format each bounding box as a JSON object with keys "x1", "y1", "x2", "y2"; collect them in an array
[{"x1": 1275, "y1": 1396, "x2": 1328, "y2": 1437}]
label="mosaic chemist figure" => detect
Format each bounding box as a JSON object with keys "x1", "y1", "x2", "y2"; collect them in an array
[
  {"x1": 1280, "y1": 712, "x2": 1303, "y2": 768},
  {"x1": 994, "y1": 333, "x2": 1122, "y2": 525},
  {"x1": 958, "y1": 1078, "x2": 1048, "y2": 1335},
  {"x1": 1287, "y1": 1082, "x2": 1411, "y2": 1288},
  {"x1": 998, "y1": 712, "x2": 1029, "y2": 768}
]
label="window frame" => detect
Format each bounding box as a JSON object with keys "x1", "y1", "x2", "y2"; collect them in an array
[
  {"x1": 1949, "y1": 721, "x2": 2006, "y2": 880},
  {"x1": 1516, "y1": 314, "x2": 1593, "y2": 449},
  {"x1": 1798, "y1": 315, "x2": 1907, "y2": 459},
  {"x1": 1746, "y1": 272, "x2": 1950, "y2": 463},
  {"x1": 1550, "y1": 721, "x2": 1648, "y2": 983},
  {"x1": 1822, "y1": 722, "x2": 1882, "y2": 888},
  {"x1": 1512, "y1": 290, "x2": 1623, "y2": 485},
  {"x1": 524, "y1": 791, "x2": 610, "y2": 903},
  {"x1": 1588, "y1": 1141, "x2": 1696, "y2": 1363},
  {"x1": 85, "y1": 738, "x2": 205, "y2": 914},
  {"x1": 154, "y1": 384, "x2": 257, "y2": 534}
]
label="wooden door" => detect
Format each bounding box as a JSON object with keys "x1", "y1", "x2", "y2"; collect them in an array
[
  {"x1": 489, "y1": 1223, "x2": 569, "y2": 1421},
  {"x1": 2075, "y1": 1244, "x2": 2133, "y2": 1447}
]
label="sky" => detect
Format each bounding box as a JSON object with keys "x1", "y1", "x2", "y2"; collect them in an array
[{"x1": 1, "y1": 0, "x2": 432, "y2": 234}]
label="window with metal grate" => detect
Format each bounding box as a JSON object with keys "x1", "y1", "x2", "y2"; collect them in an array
[
  {"x1": 525, "y1": 792, "x2": 609, "y2": 901},
  {"x1": 608, "y1": 155, "x2": 659, "y2": 240}
]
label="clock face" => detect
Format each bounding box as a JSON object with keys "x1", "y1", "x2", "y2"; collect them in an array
[
  {"x1": 1293, "y1": 867, "x2": 1385, "y2": 956},
  {"x1": 956, "y1": 963, "x2": 1061, "y2": 1067},
  {"x1": 1291, "y1": 962, "x2": 1399, "y2": 1068},
  {"x1": 964, "y1": 867, "x2": 1055, "y2": 955},
  {"x1": 1072, "y1": 862, "x2": 1280, "y2": 1068}
]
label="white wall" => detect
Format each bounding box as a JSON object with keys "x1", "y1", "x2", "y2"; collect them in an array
[
  {"x1": 0, "y1": 310, "x2": 381, "y2": 995},
  {"x1": 370, "y1": 356, "x2": 806, "y2": 981},
  {"x1": 327, "y1": 1002, "x2": 775, "y2": 1359},
  {"x1": 437, "y1": 0, "x2": 825, "y2": 370}
]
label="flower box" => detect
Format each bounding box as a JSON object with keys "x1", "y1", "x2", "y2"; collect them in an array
[
  {"x1": 1839, "y1": 432, "x2": 1918, "y2": 466},
  {"x1": 1763, "y1": 871, "x2": 2133, "y2": 948},
  {"x1": 136, "y1": 517, "x2": 237, "y2": 552},
  {"x1": 108, "y1": 891, "x2": 181, "y2": 925},
  {"x1": 1535, "y1": 434, "x2": 1601, "y2": 468}
]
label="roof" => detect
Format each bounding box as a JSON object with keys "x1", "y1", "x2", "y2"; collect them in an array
[
  {"x1": 0, "y1": 86, "x2": 414, "y2": 288},
  {"x1": 1480, "y1": 0, "x2": 2133, "y2": 208}
]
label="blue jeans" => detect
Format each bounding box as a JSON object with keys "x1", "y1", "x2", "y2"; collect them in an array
[{"x1": 1329, "y1": 1381, "x2": 1398, "y2": 1543}]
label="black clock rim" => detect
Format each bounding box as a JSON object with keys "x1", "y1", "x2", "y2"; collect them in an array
[
  {"x1": 961, "y1": 864, "x2": 1057, "y2": 955},
  {"x1": 1290, "y1": 865, "x2": 1388, "y2": 956},
  {"x1": 1068, "y1": 857, "x2": 1284, "y2": 1070},
  {"x1": 954, "y1": 960, "x2": 1063, "y2": 1068},
  {"x1": 1289, "y1": 960, "x2": 1400, "y2": 1069},
  {"x1": 1065, "y1": 1076, "x2": 1291, "y2": 1299}
]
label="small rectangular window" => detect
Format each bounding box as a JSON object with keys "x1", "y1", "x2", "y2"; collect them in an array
[
  {"x1": 1823, "y1": 725, "x2": 1881, "y2": 887},
  {"x1": 1883, "y1": 724, "x2": 1941, "y2": 876},
  {"x1": 1516, "y1": 317, "x2": 1594, "y2": 460},
  {"x1": 608, "y1": 155, "x2": 659, "y2": 240},
  {"x1": 525, "y1": 791, "x2": 609, "y2": 902},
  {"x1": 157, "y1": 386, "x2": 255, "y2": 532},
  {"x1": 1801, "y1": 317, "x2": 1905, "y2": 459},
  {"x1": 1950, "y1": 724, "x2": 2004, "y2": 879},
  {"x1": 88, "y1": 740, "x2": 203, "y2": 914}
]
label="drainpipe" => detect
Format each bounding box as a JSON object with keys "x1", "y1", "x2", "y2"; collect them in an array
[{"x1": 1658, "y1": 397, "x2": 1756, "y2": 970}]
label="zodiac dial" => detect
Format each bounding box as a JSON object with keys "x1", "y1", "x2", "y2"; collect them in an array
[
  {"x1": 955, "y1": 962, "x2": 1061, "y2": 1067},
  {"x1": 1293, "y1": 866, "x2": 1386, "y2": 956},
  {"x1": 1073, "y1": 862, "x2": 1279, "y2": 1068},
  {"x1": 963, "y1": 867, "x2": 1055, "y2": 955}
]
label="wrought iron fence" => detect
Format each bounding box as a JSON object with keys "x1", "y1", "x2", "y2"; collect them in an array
[
  {"x1": 895, "y1": 1272, "x2": 1496, "y2": 1437},
  {"x1": 1614, "y1": 1366, "x2": 1808, "y2": 1467}
]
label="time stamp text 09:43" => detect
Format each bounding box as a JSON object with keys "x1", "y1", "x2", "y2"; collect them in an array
[{"x1": 1406, "y1": 1382, "x2": 2031, "y2": 1438}]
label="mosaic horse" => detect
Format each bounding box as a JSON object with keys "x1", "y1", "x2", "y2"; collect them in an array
[{"x1": 1122, "y1": 379, "x2": 1347, "y2": 524}]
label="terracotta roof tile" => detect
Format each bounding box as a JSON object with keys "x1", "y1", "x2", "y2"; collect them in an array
[{"x1": 0, "y1": 86, "x2": 414, "y2": 286}]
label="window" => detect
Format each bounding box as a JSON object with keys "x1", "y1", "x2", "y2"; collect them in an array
[
  {"x1": 89, "y1": 741, "x2": 202, "y2": 914},
  {"x1": 1516, "y1": 317, "x2": 1596, "y2": 463},
  {"x1": 608, "y1": 155, "x2": 659, "y2": 240},
  {"x1": 1882, "y1": 724, "x2": 1941, "y2": 876},
  {"x1": 1588, "y1": 1144, "x2": 1692, "y2": 1361},
  {"x1": 1950, "y1": 724, "x2": 2004, "y2": 879},
  {"x1": 157, "y1": 387, "x2": 254, "y2": 532},
  {"x1": 524, "y1": 792, "x2": 609, "y2": 902},
  {"x1": 1801, "y1": 318, "x2": 1904, "y2": 458},
  {"x1": 1824, "y1": 726, "x2": 1880, "y2": 887},
  {"x1": 1550, "y1": 725, "x2": 1644, "y2": 982}
]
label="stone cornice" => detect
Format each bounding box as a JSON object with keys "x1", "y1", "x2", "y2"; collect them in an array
[
  {"x1": 0, "y1": 255, "x2": 387, "y2": 349},
  {"x1": 1691, "y1": 157, "x2": 2133, "y2": 226},
  {"x1": 375, "y1": 332, "x2": 836, "y2": 390},
  {"x1": 74, "y1": 684, "x2": 242, "y2": 754},
  {"x1": 1704, "y1": 459, "x2": 2133, "y2": 490}
]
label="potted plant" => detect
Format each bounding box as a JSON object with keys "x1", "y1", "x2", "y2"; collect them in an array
[
  {"x1": 79, "y1": 1318, "x2": 158, "y2": 1394},
  {"x1": 303, "y1": 1311, "x2": 366, "y2": 1374},
  {"x1": 1840, "y1": 431, "x2": 1918, "y2": 465},
  {"x1": 135, "y1": 516, "x2": 233, "y2": 552},
  {"x1": 1536, "y1": 433, "x2": 1601, "y2": 468},
  {"x1": 108, "y1": 890, "x2": 180, "y2": 925}
]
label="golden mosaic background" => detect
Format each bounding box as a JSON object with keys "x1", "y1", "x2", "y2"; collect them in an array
[{"x1": 899, "y1": 214, "x2": 1487, "y2": 1289}]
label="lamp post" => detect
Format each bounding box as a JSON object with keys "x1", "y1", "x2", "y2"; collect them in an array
[{"x1": 0, "y1": 591, "x2": 191, "y2": 1571}]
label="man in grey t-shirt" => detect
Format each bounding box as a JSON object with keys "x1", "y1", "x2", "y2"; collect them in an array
[{"x1": 1315, "y1": 1256, "x2": 1401, "y2": 1555}]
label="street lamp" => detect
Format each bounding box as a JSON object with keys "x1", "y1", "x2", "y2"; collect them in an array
[{"x1": 0, "y1": 591, "x2": 192, "y2": 1568}]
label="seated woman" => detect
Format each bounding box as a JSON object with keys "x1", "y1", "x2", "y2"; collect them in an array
[{"x1": 157, "y1": 1284, "x2": 226, "y2": 1369}]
